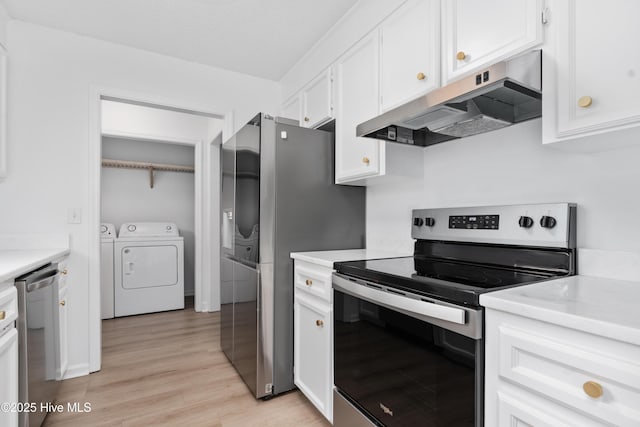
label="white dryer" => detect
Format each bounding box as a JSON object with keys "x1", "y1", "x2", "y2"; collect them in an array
[
  {"x1": 100, "y1": 223, "x2": 117, "y2": 319},
  {"x1": 114, "y1": 222, "x2": 184, "y2": 317}
]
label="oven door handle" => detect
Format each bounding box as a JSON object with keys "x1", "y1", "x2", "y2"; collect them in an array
[{"x1": 333, "y1": 278, "x2": 466, "y2": 325}]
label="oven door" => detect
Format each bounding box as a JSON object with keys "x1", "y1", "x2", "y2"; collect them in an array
[{"x1": 333, "y1": 273, "x2": 483, "y2": 427}]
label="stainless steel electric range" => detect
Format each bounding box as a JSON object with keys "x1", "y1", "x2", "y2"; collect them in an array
[{"x1": 332, "y1": 203, "x2": 577, "y2": 427}]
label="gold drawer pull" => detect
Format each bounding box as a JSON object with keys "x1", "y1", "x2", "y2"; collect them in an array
[
  {"x1": 456, "y1": 51, "x2": 466, "y2": 60},
  {"x1": 316, "y1": 320, "x2": 324, "y2": 327},
  {"x1": 362, "y1": 157, "x2": 370, "y2": 166},
  {"x1": 60, "y1": 268, "x2": 68, "y2": 276},
  {"x1": 416, "y1": 72, "x2": 426, "y2": 80},
  {"x1": 305, "y1": 279, "x2": 312, "y2": 286},
  {"x1": 583, "y1": 381, "x2": 603, "y2": 399},
  {"x1": 578, "y1": 96, "x2": 593, "y2": 108},
  {"x1": 0, "y1": 310, "x2": 5, "y2": 320},
  {"x1": 60, "y1": 301, "x2": 66, "y2": 307}
]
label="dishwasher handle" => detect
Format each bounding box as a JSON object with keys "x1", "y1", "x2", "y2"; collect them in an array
[{"x1": 15, "y1": 263, "x2": 60, "y2": 292}]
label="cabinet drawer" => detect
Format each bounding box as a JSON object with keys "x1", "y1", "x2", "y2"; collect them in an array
[
  {"x1": 294, "y1": 261, "x2": 333, "y2": 303},
  {"x1": 0, "y1": 286, "x2": 17, "y2": 332},
  {"x1": 497, "y1": 390, "x2": 605, "y2": 427},
  {"x1": 498, "y1": 324, "x2": 640, "y2": 426}
]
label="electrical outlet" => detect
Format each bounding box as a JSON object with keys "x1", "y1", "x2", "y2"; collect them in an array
[{"x1": 67, "y1": 208, "x2": 82, "y2": 224}]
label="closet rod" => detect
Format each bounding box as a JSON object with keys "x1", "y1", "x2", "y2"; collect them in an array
[{"x1": 101, "y1": 158, "x2": 194, "y2": 189}]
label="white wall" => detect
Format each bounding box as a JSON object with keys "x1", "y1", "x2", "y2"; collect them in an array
[
  {"x1": 101, "y1": 137, "x2": 197, "y2": 295},
  {"x1": 0, "y1": 20, "x2": 280, "y2": 377},
  {"x1": 101, "y1": 100, "x2": 215, "y2": 142},
  {"x1": 367, "y1": 119, "x2": 640, "y2": 256},
  {"x1": 0, "y1": 2, "x2": 9, "y2": 48}
]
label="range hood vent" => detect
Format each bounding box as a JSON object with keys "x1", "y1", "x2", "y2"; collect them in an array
[{"x1": 357, "y1": 51, "x2": 542, "y2": 147}]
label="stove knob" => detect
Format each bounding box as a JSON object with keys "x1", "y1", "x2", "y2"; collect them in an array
[
  {"x1": 518, "y1": 216, "x2": 534, "y2": 228},
  {"x1": 424, "y1": 217, "x2": 435, "y2": 227},
  {"x1": 413, "y1": 217, "x2": 424, "y2": 227},
  {"x1": 540, "y1": 216, "x2": 557, "y2": 229}
]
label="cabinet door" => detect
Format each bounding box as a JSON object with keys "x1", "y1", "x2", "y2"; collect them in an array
[
  {"x1": 281, "y1": 94, "x2": 301, "y2": 125},
  {"x1": 294, "y1": 294, "x2": 332, "y2": 422},
  {"x1": 335, "y1": 33, "x2": 384, "y2": 184},
  {"x1": 380, "y1": 0, "x2": 440, "y2": 112},
  {"x1": 443, "y1": 0, "x2": 543, "y2": 83},
  {"x1": 0, "y1": 328, "x2": 18, "y2": 427},
  {"x1": 302, "y1": 68, "x2": 333, "y2": 128},
  {"x1": 57, "y1": 284, "x2": 68, "y2": 380},
  {"x1": 553, "y1": 0, "x2": 640, "y2": 139}
]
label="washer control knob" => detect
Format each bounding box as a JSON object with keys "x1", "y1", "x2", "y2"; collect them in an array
[
  {"x1": 127, "y1": 224, "x2": 137, "y2": 232},
  {"x1": 518, "y1": 216, "x2": 534, "y2": 228},
  {"x1": 540, "y1": 216, "x2": 557, "y2": 229},
  {"x1": 166, "y1": 225, "x2": 172, "y2": 231},
  {"x1": 100, "y1": 225, "x2": 108, "y2": 233},
  {"x1": 424, "y1": 217, "x2": 435, "y2": 227},
  {"x1": 413, "y1": 217, "x2": 424, "y2": 227}
]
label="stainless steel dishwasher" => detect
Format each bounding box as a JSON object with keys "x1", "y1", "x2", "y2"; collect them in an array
[{"x1": 15, "y1": 263, "x2": 61, "y2": 427}]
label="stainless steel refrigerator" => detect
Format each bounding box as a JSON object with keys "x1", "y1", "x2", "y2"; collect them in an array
[{"x1": 220, "y1": 113, "x2": 365, "y2": 398}]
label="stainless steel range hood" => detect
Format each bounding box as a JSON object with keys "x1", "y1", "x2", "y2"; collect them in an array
[{"x1": 357, "y1": 50, "x2": 542, "y2": 147}]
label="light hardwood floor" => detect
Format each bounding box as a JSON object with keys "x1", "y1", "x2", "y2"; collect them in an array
[{"x1": 44, "y1": 301, "x2": 330, "y2": 427}]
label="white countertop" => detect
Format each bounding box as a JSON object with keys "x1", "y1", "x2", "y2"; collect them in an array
[
  {"x1": 0, "y1": 248, "x2": 70, "y2": 283},
  {"x1": 480, "y1": 275, "x2": 640, "y2": 346},
  {"x1": 290, "y1": 249, "x2": 411, "y2": 268}
]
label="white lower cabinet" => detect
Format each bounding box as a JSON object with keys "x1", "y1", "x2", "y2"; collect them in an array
[
  {"x1": 485, "y1": 309, "x2": 640, "y2": 426},
  {"x1": 0, "y1": 286, "x2": 19, "y2": 427},
  {"x1": 56, "y1": 258, "x2": 69, "y2": 380},
  {"x1": 293, "y1": 260, "x2": 334, "y2": 423},
  {"x1": 57, "y1": 284, "x2": 68, "y2": 380}
]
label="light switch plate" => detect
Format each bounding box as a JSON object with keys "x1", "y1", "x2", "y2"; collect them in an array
[{"x1": 67, "y1": 208, "x2": 82, "y2": 224}]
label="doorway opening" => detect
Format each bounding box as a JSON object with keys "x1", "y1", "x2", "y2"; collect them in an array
[{"x1": 89, "y1": 91, "x2": 230, "y2": 373}]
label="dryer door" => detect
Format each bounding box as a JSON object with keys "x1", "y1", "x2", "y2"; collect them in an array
[{"x1": 121, "y1": 245, "x2": 178, "y2": 289}]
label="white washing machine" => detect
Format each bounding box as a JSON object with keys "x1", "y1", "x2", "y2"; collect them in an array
[
  {"x1": 100, "y1": 223, "x2": 116, "y2": 319},
  {"x1": 114, "y1": 222, "x2": 185, "y2": 317}
]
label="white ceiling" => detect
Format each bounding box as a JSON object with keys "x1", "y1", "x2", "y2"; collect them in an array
[{"x1": 1, "y1": 0, "x2": 359, "y2": 80}]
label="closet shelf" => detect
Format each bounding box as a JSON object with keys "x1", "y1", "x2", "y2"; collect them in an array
[{"x1": 101, "y1": 158, "x2": 194, "y2": 189}]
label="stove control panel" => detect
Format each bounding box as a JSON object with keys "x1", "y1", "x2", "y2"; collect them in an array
[
  {"x1": 411, "y1": 203, "x2": 576, "y2": 249},
  {"x1": 449, "y1": 215, "x2": 499, "y2": 230}
]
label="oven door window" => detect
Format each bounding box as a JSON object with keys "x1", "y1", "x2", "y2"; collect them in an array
[{"x1": 334, "y1": 289, "x2": 477, "y2": 427}]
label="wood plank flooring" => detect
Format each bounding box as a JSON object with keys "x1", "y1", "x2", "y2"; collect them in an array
[{"x1": 44, "y1": 301, "x2": 330, "y2": 427}]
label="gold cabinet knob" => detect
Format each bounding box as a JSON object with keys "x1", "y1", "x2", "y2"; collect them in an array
[
  {"x1": 60, "y1": 301, "x2": 66, "y2": 306},
  {"x1": 305, "y1": 279, "x2": 312, "y2": 286},
  {"x1": 416, "y1": 72, "x2": 426, "y2": 80},
  {"x1": 456, "y1": 51, "x2": 466, "y2": 60},
  {"x1": 60, "y1": 268, "x2": 68, "y2": 276},
  {"x1": 316, "y1": 320, "x2": 324, "y2": 327},
  {"x1": 304, "y1": 116, "x2": 310, "y2": 122},
  {"x1": 578, "y1": 96, "x2": 593, "y2": 108},
  {"x1": 362, "y1": 157, "x2": 370, "y2": 166},
  {"x1": 583, "y1": 381, "x2": 603, "y2": 399},
  {"x1": 0, "y1": 310, "x2": 5, "y2": 320}
]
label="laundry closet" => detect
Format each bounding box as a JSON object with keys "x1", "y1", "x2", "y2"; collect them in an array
[{"x1": 99, "y1": 100, "x2": 221, "y2": 318}]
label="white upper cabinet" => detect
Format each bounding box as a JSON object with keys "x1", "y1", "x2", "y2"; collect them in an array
[
  {"x1": 335, "y1": 33, "x2": 384, "y2": 184},
  {"x1": 301, "y1": 68, "x2": 333, "y2": 128},
  {"x1": 281, "y1": 94, "x2": 301, "y2": 124},
  {"x1": 442, "y1": 0, "x2": 544, "y2": 83},
  {"x1": 543, "y1": 0, "x2": 640, "y2": 149},
  {"x1": 380, "y1": 0, "x2": 440, "y2": 112}
]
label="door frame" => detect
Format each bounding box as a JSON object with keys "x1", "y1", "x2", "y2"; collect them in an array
[{"x1": 88, "y1": 85, "x2": 233, "y2": 373}]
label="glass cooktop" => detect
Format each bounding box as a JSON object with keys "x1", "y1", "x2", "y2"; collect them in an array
[{"x1": 334, "y1": 257, "x2": 558, "y2": 306}]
